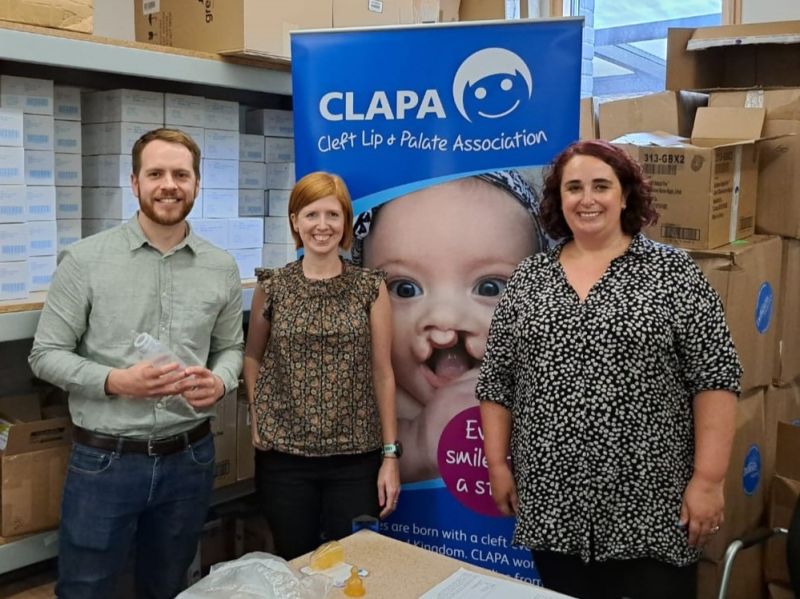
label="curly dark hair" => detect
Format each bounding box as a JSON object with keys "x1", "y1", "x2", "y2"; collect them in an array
[{"x1": 539, "y1": 140, "x2": 658, "y2": 239}]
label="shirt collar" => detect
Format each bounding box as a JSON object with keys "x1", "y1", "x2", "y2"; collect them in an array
[{"x1": 123, "y1": 212, "x2": 199, "y2": 255}]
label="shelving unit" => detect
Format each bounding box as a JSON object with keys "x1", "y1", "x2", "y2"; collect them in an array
[{"x1": 0, "y1": 21, "x2": 284, "y2": 574}]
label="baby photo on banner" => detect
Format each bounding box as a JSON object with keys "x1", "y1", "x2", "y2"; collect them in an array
[{"x1": 291, "y1": 18, "x2": 582, "y2": 584}]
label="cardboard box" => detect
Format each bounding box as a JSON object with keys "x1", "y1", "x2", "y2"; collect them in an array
[
  {"x1": 55, "y1": 186, "x2": 81, "y2": 220},
  {"x1": 54, "y1": 85, "x2": 81, "y2": 121},
  {"x1": 764, "y1": 385, "x2": 800, "y2": 493},
  {"x1": 201, "y1": 159, "x2": 238, "y2": 190},
  {"x1": 411, "y1": 0, "x2": 459, "y2": 23},
  {"x1": 81, "y1": 89, "x2": 164, "y2": 125},
  {"x1": 613, "y1": 107, "x2": 764, "y2": 250},
  {"x1": 267, "y1": 189, "x2": 290, "y2": 217},
  {"x1": 25, "y1": 186, "x2": 56, "y2": 221},
  {"x1": 235, "y1": 390, "x2": 254, "y2": 481},
  {"x1": 697, "y1": 546, "x2": 765, "y2": 599},
  {"x1": 265, "y1": 163, "x2": 295, "y2": 191},
  {"x1": 204, "y1": 99, "x2": 239, "y2": 132},
  {"x1": 239, "y1": 134, "x2": 265, "y2": 162},
  {"x1": 82, "y1": 122, "x2": 159, "y2": 156},
  {"x1": 0, "y1": 395, "x2": 71, "y2": 536},
  {"x1": 22, "y1": 114, "x2": 53, "y2": 151},
  {"x1": 579, "y1": 97, "x2": 597, "y2": 141},
  {"x1": 0, "y1": 185, "x2": 24, "y2": 224},
  {"x1": 211, "y1": 390, "x2": 237, "y2": 489},
  {"x1": 54, "y1": 119, "x2": 81, "y2": 154},
  {"x1": 263, "y1": 216, "x2": 293, "y2": 244},
  {"x1": 56, "y1": 218, "x2": 81, "y2": 251},
  {"x1": 0, "y1": 0, "x2": 92, "y2": 33},
  {"x1": 238, "y1": 189, "x2": 265, "y2": 217},
  {"x1": 54, "y1": 153, "x2": 81, "y2": 187},
  {"x1": 0, "y1": 147, "x2": 24, "y2": 186},
  {"x1": 28, "y1": 254, "x2": 56, "y2": 292},
  {"x1": 172, "y1": 125, "x2": 204, "y2": 155},
  {"x1": 229, "y1": 247, "x2": 261, "y2": 282},
  {"x1": 201, "y1": 189, "x2": 238, "y2": 220},
  {"x1": 228, "y1": 218, "x2": 263, "y2": 250},
  {"x1": 458, "y1": 0, "x2": 526, "y2": 20},
  {"x1": 238, "y1": 162, "x2": 266, "y2": 190},
  {"x1": 82, "y1": 187, "x2": 138, "y2": 220},
  {"x1": 702, "y1": 388, "x2": 766, "y2": 562},
  {"x1": 24, "y1": 150, "x2": 54, "y2": 186},
  {"x1": 245, "y1": 110, "x2": 293, "y2": 138},
  {"x1": 81, "y1": 218, "x2": 122, "y2": 238},
  {"x1": 264, "y1": 137, "x2": 294, "y2": 163},
  {"x1": 333, "y1": 0, "x2": 413, "y2": 28},
  {"x1": 667, "y1": 21, "x2": 800, "y2": 92},
  {"x1": 599, "y1": 91, "x2": 707, "y2": 141},
  {"x1": 27, "y1": 220, "x2": 57, "y2": 257},
  {"x1": 134, "y1": 0, "x2": 332, "y2": 62},
  {"x1": 82, "y1": 155, "x2": 131, "y2": 187},
  {"x1": 204, "y1": 130, "x2": 239, "y2": 161},
  {"x1": 709, "y1": 88, "x2": 800, "y2": 123},
  {"x1": 764, "y1": 422, "x2": 800, "y2": 586},
  {"x1": 0, "y1": 223, "x2": 27, "y2": 262},
  {"x1": 767, "y1": 584, "x2": 795, "y2": 599},
  {"x1": 0, "y1": 76, "x2": 53, "y2": 116},
  {"x1": 690, "y1": 235, "x2": 782, "y2": 393},
  {"x1": 0, "y1": 260, "x2": 28, "y2": 300},
  {"x1": 164, "y1": 94, "x2": 205, "y2": 128},
  {"x1": 262, "y1": 243, "x2": 297, "y2": 268},
  {"x1": 191, "y1": 219, "x2": 229, "y2": 249},
  {"x1": 774, "y1": 240, "x2": 800, "y2": 384},
  {"x1": 0, "y1": 108, "x2": 23, "y2": 148}
]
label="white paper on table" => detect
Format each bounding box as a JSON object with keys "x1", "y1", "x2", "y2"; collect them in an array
[
  {"x1": 299, "y1": 562, "x2": 368, "y2": 587},
  {"x1": 418, "y1": 568, "x2": 576, "y2": 599}
]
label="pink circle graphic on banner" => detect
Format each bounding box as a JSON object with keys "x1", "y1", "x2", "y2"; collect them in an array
[{"x1": 437, "y1": 406, "x2": 508, "y2": 518}]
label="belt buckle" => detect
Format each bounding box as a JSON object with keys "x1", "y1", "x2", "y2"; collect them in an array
[{"x1": 147, "y1": 438, "x2": 158, "y2": 457}]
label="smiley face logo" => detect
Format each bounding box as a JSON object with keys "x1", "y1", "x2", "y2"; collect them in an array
[{"x1": 452, "y1": 48, "x2": 533, "y2": 123}]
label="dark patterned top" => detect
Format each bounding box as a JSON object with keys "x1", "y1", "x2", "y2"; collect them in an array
[
  {"x1": 253, "y1": 259, "x2": 385, "y2": 456},
  {"x1": 476, "y1": 234, "x2": 742, "y2": 566}
]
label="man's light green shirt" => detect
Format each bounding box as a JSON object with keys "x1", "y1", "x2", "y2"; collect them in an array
[{"x1": 29, "y1": 215, "x2": 244, "y2": 439}]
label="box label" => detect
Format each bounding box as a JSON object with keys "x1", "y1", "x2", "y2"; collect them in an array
[
  {"x1": 755, "y1": 282, "x2": 773, "y2": 334},
  {"x1": 143, "y1": 0, "x2": 160, "y2": 14},
  {"x1": 368, "y1": 0, "x2": 384, "y2": 13},
  {"x1": 742, "y1": 444, "x2": 761, "y2": 496}
]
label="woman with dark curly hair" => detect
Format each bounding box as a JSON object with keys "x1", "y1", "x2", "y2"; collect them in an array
[{"x1": 476, "y1": 140, "x2": 742, "y2": 599}]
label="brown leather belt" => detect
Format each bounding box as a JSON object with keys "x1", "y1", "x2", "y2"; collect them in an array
[{"x1": 73, "y1": 419, "x2": 211, "y2": 456}]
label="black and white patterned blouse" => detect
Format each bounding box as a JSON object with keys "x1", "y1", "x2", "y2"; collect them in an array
[{"x1": 475, "y1": 233, "x2": 742, "y2": 566}]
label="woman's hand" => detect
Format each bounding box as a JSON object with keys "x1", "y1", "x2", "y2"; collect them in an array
[
  {"x1": 248, "y1": 401, "x2": 265, "y2": 449},
  {"x1": 680, "y1": 474, "x2": 725, "y2": 547},
  {"x1": 488, "y1": 462, "x2": 518, "y2": 516},
  {"x1": 377, "y1": 457, "x2": 401, "y2": 518}
]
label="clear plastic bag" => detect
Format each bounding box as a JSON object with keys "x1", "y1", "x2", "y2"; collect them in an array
[{"x1": 176, "y1": 552, "x2": 333, "y2": 599}]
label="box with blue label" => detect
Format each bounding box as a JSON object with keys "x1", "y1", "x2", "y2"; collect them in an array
[
  {"x1": 246, "y1": 109, "x2": 293, "y2": 138},
  {"x1": 82, "y1": 219, "x2": 124, "y2": 238},
  {"x1": 28, "y1": 254, "x2": 57, "y2": 292},
  {"x1": 54, "y1": 86, "x2": 81, "y2": 121},
  {"x1": 702, "y1": 388, "x2": 766, "y2": 562},
  {"x1": 228, "y1": 247, "x2": 261, "y2": 280},
  {"x1": 54, "y1": 120, "x2": 81, "y2": 154},
  {"x1": 164, "y1": 93, "x2": 206, "y2": 128},
  {"x1": 238, "y1": 162, "x2": 266, "y2": 190},
  {"x1": 0, "y1": 75, "x2": 53, "y2": 116},
  {"x1": 0, "y1": 109, "x2": 23, "y2": 147},
  {"x1": 263, "y1": 216, "x2": 294, "y2": 245},
  {"x1": 202, "y1": 160, "x2": 239, "y2": 190},
  {"x1": 27, "y1": 220, "x2": 57, "y2": 257},
  {"x1": 25, "y1": 186, "x2": 56, "y2": 221},
  {"x1": 56, "y1": 187, "x2": 81, "y2": 220},
  {"x1": 228, "y1": 218, "x2": 263, "y2": 250},
  {"x1": 0, "y1": 223, "x2": 28, "y2": 262},
  {"x1": 239, "y1": 135, "x2": 265, "y2": 162},
  {"x1": 201, "y1": 189, "x2": 238, "y2": 219},
  {"x1": 238, "y1": 189, "x2": 265, "y2": 217},
  {"x1": 204, "y1": 130, "x2": 240, "y2": 161},
  {"x1": 0, "y1": 147, "x2": 25, "y2": 185},
  {"x1": 55, "y1": 153, "x2": 82, "y2": 187},
  {"x1": 82, "y1": 155, "x2": 132, "y2": 188},
  {"x1": 0, "y1": 185, "x2": 25, "y2": 223},
  {"x1": 265, "y1": 163, "x2": 295, "y2": 191},
  {"x1": 191, "y1": 219, "x2": 229, "y2": 249},
  {"x1": 82, "y1": 122, "x2": 160, "y2": 156},
  {"x1": 24, "y1": 150, "x2": 55, "y2": 186},
  {"x1": 264, "y1": 137, "x2": 294, "y2": 163},
  {"x1": 0, "y1": 260, "x2": 29, "y2": 300},
  {"x1": 81, "y1": 89, "x2": 164, "y2": 125},
  {"x1": 22, "y1": 114, "x2": 54, "y2": 150},
  {"x1": 82, "y1": 187, "x2": 139, "y2": 220},
  {"x1": 262, "y1": 242, "x2": 297, "y2": 268},
  {"x1": 56, "y1": 219, "x2": 82, "y2": 251},
  {"x1": 171, "y1": 125, "x2": 204, "y2": 155},
  {"x1": 204, "y1": 99, "x2": 239, "y2": 132},
  {"x1": 690, "y1": 234, "x2": 782, "y2": 393},
  {"x1": 267, "y1": 189, "x2": 290, "y2": 217}
]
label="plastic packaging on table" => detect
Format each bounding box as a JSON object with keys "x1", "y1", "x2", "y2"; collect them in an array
[
  {"x1": 176, "y1": 552, "x2": 333, "y2": 599},
  {"x1": 132, "y1": 331, "x2": 186, "y2": 368}
]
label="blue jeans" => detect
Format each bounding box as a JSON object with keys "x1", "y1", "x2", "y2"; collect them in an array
[{"x1": 56, "y1": 432, "x2": 215, "y2": 599}]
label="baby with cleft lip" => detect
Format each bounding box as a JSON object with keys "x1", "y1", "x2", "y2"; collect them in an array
[{"x1": 353, "y1": 171, "x2": 547, "y2": 482}]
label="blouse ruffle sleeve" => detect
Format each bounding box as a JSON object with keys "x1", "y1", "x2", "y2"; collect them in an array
[
  {"x1": 362, "y1": 268, "x2": 387, "y2": 306},
  {"x1": 255, "y1": 268, "x2": 274, "y2": 320}
]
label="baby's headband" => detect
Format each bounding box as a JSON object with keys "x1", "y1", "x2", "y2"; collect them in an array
[{"x1": 351, "y1": 169, "x2": 550, "y2": 265}]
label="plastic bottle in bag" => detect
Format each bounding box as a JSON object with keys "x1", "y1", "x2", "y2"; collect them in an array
[{"x1": 132, "y1": 331, "x2": 186, "y2": 369}]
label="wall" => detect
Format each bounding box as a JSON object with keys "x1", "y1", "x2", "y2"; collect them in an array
[
  {"x1": 742, "y1": 0, "x2": 800, "y2": 22},
  {"x1": 94, "y1": 0, "x2": 135, "y2": 41}
]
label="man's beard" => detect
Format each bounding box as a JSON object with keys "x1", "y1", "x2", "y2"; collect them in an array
[{"x1": 139, "y1": 197, "x2": 194, "y2": 226}]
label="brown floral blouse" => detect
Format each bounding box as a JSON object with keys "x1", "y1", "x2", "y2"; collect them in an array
[{"x1": 253, "y1": 258, "x2": 385, "y2": 456}]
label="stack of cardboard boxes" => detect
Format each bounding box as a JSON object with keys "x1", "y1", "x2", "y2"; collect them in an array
[{"x1": 581, "y1": 20, "x2": 800, "y2": 599}]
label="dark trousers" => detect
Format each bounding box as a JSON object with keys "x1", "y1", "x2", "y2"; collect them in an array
[
  {"x1": 255, "y1": 449, "x2": 381, "y2": 560},
  {"x1": 532, "y1": 550, "x2": 698, "y2": 599},
  {"x1": 57, "y1": 433, "x2": 215, "y2": 599}
]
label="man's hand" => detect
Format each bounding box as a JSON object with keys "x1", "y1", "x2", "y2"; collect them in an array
[
  {"x1": 176, "y1": 366, "x2": 226, "y2": 408},
  {"x1": 105, "y1": 361, "x2": 187, "y2": 398}
]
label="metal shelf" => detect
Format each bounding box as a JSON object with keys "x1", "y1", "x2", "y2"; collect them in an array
[
  {"x1": 0, "y1": 480, "x2": 256, "y2": 575},
  {"x1": 0, "y1": 24, "x2": 291, "y2": 98}
]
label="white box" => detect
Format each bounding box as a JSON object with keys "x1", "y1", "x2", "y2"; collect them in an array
[
  {"x1": 265, "y1": 163, "x2": 295, "y2": 190},
  {"x1": 27, "y1": 220, "x2": 57, "y2": 256},
  {"x1": 228, "y1": 217, "x2": 263, "y2": 249},
  {"x1": 190, "y1": 218, "x2": 228, "y2": 248},
  {"x1": 170, "y1": 125, "x2": 205, "y2": 155},
  {"x1": 245, "y1": 109, "x2": 293, "y2": 137},
  {"x1": 56, "y1": 219, "x2": 82, "y2": 251},
  {"x1": 188, "y1": 189, "x2": 203, "y2": 221},
  {"x1": 54, "y1": 86, "x2": 82, "y2": 121},
  {"x1": 28, "y1": 254, "x2": 57, "y2": 291},
  {"x1": 82, "y1": 219, "x2": 123, "y2": 238},
  {"x1": 228, "y1": 247, "x2": 261, "y2": 280},
  {"x1": 239, "y1": 161, "x2": 266, "y2": 190},
  {"x1": 55, "y1": 153, "x2": 82, "y2": 186},
  {"x1": 262, "y1": 243, "x2": 297, "y2": 268},
  {"x1": 239, "y1": 134, "x2": 265, "y2": 162},
  {"x1": 201, "y1": 188, "x2": 238, "y2": 219},
  {"x1": 24, "y1": 150, "x2": 55, "y2": 186},
  {"x1": 0, "y1": 260, "x2": 28, "y2": 300},
  {"x1": 0, "y1": 146, "x2": 25, "y2": 185},
  {"x1": 204, "y1": 129, "x2": 239, "y2": 160},
  {"x1": 0, "y1": 75, "x2": 53, "y2": 115},
  {"x1": 22, "y1": 114, "x2": 54, "y2": 150},
  {"x1": 264, "y1": 137, "x2": 294, "y2": 163},
  {"x1": 26, "y1": 186, "x2": 56, "y2": 221},
  {"x1": 56, "y1": 187, "x2": 81, "y2": 220},
  {"x1": 54, "y1": 120, "x2": 81, "y2": 154},
  {"x1": 0, "y1": 109, "x2": 24, "y2": 147},
  {"x1": 201, "y1": 159, "x2": 238, "y2": 189},
  {"x1": 204, "y1": 99, "x2": 239, "y2": 131},
  {"x1": 83, "y1": 187, "x2": 139, "y2": 220},
  {"x1": 0, "y1": 223, "x2": 28, "y2": 261},
  {"x1": 164, "y1": 94, "x2": 206, "y2": 127},
  {"x1": 82, "y1": 155, "x2": 131, "y2": 187},
  {"x1": 82, "y1": 89, "x2": 164, "y2": 124},
  {"x1": 264, "y1": 215, "x2": 294, "y2": 244},
  {"x1": 267, "y1": 189, "x2": 290, "y2": 217},
  {"x1": 82, "y1": 122, "x2": 160, "y2": 156},
  {"x1": 239, "y1": 189, "x2": 265, "y2": 217},
  {"x1": 0, "y1": 186, "x2": 25, "y2": 223}
]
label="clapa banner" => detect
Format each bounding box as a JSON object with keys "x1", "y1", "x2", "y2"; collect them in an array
[{"x1": 291, "y1": 19, "x2": 582, "y2": 584}]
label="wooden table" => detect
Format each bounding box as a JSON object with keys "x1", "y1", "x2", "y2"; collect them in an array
[{"x1": 290, "y1": 530, "x2": 539, "y2": 599}]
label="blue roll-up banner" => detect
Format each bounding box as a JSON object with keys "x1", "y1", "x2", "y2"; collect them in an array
[{"x1": 291, "y1": 19, "x2": 582, "y2": 585}]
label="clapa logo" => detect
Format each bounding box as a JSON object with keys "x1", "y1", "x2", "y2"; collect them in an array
[{"x1": 452, "y1": 48, "x2": 533, "y2": 122}]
